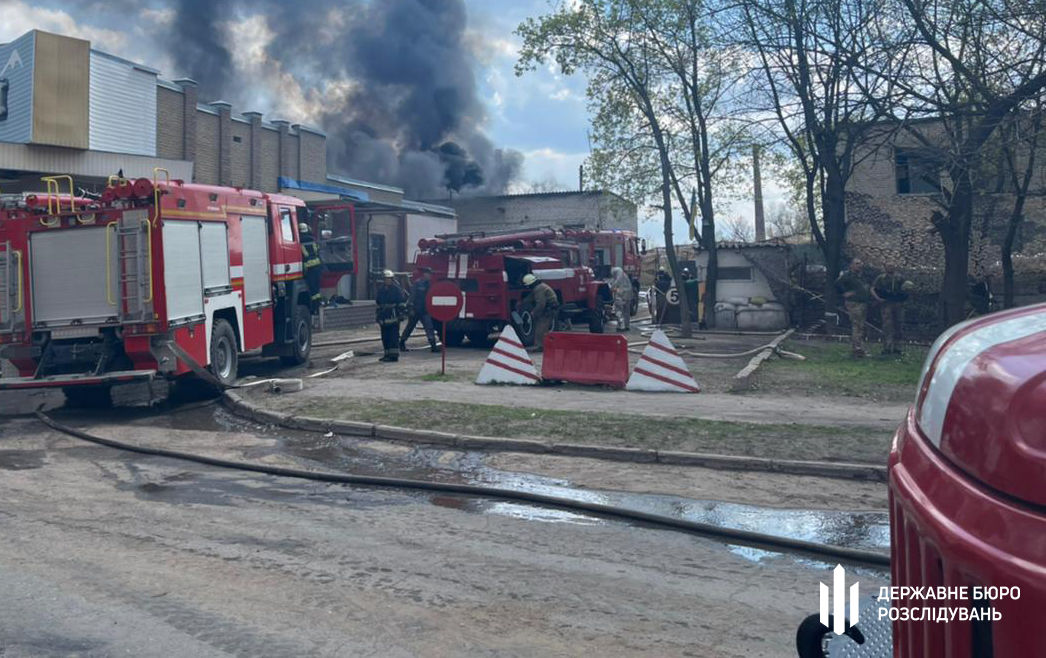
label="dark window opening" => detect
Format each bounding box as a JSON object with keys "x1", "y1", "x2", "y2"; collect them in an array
[
  {"x1": 369, "y1": 234, "x2": 386, "y2": 272},
  {"x1": 718, "y1": 266, "x2": 753, "y2": 281},
  {"x1": 896, "y1": 147, "x2": 941, "y2": 194},
  {"x1": 0, "y1": 79, "x2": 8, "y2": 121}
]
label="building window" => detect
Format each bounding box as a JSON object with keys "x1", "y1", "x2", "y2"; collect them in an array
[
  {"x1": 369, "y1": 234, "x2": 386, "y2": 272},
  {"x1": 896, "y1": 147, "x2": 940, "y2": 194},
  {"x1": 0, "y1": 79, "x2": 8, "y2": 121},
  {"x1": 718, "y1": 266, "x2": 753, "y2": 281}
]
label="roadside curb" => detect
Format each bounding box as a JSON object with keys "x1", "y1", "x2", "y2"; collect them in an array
[{"x1": 222, "y1": 390, "x2": 887, "y2": 482}]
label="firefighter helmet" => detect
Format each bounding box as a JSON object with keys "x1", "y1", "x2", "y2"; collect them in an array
[
  {"x1": 522, "y1": 273, "x2": 538, "y2": 286},
  {"x1": 298, "y1": 222, "x2": 310, "y2": 234},
  {"x1": 382, "y1": 269, "x2": 395, "y2": 279}
]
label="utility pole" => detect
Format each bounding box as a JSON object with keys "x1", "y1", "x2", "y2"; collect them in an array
[
  {"x1": 578, "y1": 164, "x2": 584, "y2": 192},
  {"x1": 753, "y1": 145, "x2": 765, "y2": 242}
]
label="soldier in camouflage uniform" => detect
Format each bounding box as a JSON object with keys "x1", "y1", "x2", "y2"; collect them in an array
[
  {"x1": 836, "y1": 259, "x2": 871, "y2": 358},
  {"x1": 872, "y1": 264, "x2": 913, "y2": 355}
]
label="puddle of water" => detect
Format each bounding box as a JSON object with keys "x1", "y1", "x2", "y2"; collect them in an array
[
  {"x1": 67, "y1": 404, "x2": 890, "y2": 562},
  {"x1": 482, "y1": 501, "x2": 604, "y2": 526},
  {"x1": 215, "y1": 407, "x2": 889, "y2": 553},
  {"x1": 0, "y1": 449, "x2": 46, "y2": 470}
]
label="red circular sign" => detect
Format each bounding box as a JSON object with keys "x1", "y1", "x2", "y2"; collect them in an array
[{"x1": 426, "y1": 280, "x2": 464, "y2": 322}]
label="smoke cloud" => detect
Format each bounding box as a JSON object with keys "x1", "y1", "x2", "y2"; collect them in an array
[{"x1": 164, "y1": 0, "x2": 521, "y2": 198}]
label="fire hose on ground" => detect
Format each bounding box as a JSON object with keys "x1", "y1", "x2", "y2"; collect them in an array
[{"x1": 35, "y1": 411, "x2": 889, "y2": 570}]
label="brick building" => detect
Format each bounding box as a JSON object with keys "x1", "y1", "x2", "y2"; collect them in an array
[
  {"x1": 434, "y1": 190, "x2": 638, "y2": 234},
  {"x1": 0, "y1": 29, "x2": 455, "y2": 301},
  {"x1": 845, "y1": 123, "x2": 1046, "y2": 306}
]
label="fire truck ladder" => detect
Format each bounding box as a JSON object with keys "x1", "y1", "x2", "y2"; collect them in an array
[
  {"x1": 0, "y1": 241, "x2": 20, "y2": 333},
  {"x1": 114, "y1": 214, "x2": 152, "y2": 323}
]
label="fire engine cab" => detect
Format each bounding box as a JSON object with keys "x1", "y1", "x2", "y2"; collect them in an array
[{"x1": 0, "y1": 175, "x2": 315, "y2": 402}]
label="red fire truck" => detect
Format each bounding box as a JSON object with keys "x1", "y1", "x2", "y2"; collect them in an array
[
  {"x1": 414, "y1": 229, "x2": 613, "y2": 346},
  {"x1": 885, "y1": 303, "x2": 1046, "y2": 656},
  {"x1": 0, "y1": 175, "x2": 316, "y2": 402}
]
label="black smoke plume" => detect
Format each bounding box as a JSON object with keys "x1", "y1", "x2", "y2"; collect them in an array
[{"x1": 165, "y1": 0, "x2": 521, "y2": 198}]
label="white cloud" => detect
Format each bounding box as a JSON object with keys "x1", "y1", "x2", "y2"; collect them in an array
[
  {"x1": 549, "y1": 88, "x2": 571, "y2": 101},
  {"x1": 0, "y1": 0, "x2": 127, "y2": 52},
  {"x1": 511, "y1": 147, "x2": 587, "y2": 191}
]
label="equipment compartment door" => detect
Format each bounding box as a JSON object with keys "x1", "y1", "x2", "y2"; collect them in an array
[
  {"x1": 30, "y1": 226, "x2": 117, "y2": 326},
  {"x1": 162, "y1": 221, "x2": 204, "y2": 322},
  {"x1": 241, "y1": 215, "x2": 270, "y2": 306}
]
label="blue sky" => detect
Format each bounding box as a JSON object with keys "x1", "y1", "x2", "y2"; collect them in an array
[{"x1": 465, "y1": 1, "x2": 593, "y2": 186}]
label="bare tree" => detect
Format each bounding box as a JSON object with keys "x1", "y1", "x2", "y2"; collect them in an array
[
  {"x1": 720, "y1": 215, "x2": 755, "y2": 242},
  {"x1": 517, "y1": 0, "x2": 696, "y2": 335},
  {"x1": 738, "y1": 0, "x2": 900, "y2": 316},
  {"x1": 883, "y1": 0, "x2": 1046, "y2": 324}
]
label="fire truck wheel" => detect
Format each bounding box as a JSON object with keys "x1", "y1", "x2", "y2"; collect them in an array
[
  {"x1": 513, "y1": 311, "x2": 536, "y2": 346},
  {"x1": 588, "y1": 309, "x2": 605, "y2": 333},
  {"x1": 280, "y1": 305, "x2": 312, "y2": 366},
  {"x1": 209, "y1": 319, "x2": 239, "y2": 387},
  {"x1": 444, "y1": 330, "x2": 465, "y2": 348},
  {"x1": 62, "y1": 386, "x2": 112, "y2": 408},
  {"x1": 466, "y1": 330, "x2": 492, "y2": 347}
]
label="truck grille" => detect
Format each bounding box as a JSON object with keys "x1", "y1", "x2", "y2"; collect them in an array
[{"x1": 890, "y1": 493, "x2": 993, "y2": 657}]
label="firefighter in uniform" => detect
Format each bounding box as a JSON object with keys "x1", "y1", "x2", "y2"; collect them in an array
[
  {"x1": 872, "y1": 264, "x2": 914, "y2": 355},
  {"x1": 400, "y1": 267, "x2": 439, "y2": 353},
  {"x1": 521, "y1": 273, "x2": 558, "y2": 351},
  {"x1": 836, "y1": 258, "x2": 871, "y2": 358},
  {"x1": 654, "y1": 266, "x2": 672, "y2": 322},
  {"x1": 299, "y1": 223, "x2": 323, "y2": 312},
  {"x1": 376, "y1": 270, "x2": 407, "y2": 362}
]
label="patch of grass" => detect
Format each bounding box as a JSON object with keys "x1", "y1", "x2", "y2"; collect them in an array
[
  {"x1": 282, "y1": 397, "x2": 891, "y2": 464},
  {"x1": 757, "y1": 339, "x2": 927, "y2": 402},
  {"x1": 417, "y1": 372, "x2": 460, "y2": 382}
]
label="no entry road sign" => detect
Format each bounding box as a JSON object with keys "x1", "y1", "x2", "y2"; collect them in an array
[
  {"x1": 426, "y1": 281, "x2": 464, "y2": 322},
  {"x1": 426, "y1": 280, "x2": 464, "y2": 375}
]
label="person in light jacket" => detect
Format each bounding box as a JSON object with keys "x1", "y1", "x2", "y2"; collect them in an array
[{"x1": 610, "y1": 267, "x2": 633, "y2": 331}]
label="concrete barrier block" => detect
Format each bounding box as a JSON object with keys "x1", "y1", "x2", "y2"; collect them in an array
[
  {"x1": 287, "y1": 416, "x2": 330, "y2": 432},
  {"x1": 374, "y1": 425, "x2": 457, "y2": 446},
  {"x1": 455, "y1": 435, "x2": 550, "y2": 453},
  {"x1": 329, "y1": 420, "x2": 375, "y2": 437},
  {"x1": 551, "y1": 443, "x2": 658, "y2": 463}
]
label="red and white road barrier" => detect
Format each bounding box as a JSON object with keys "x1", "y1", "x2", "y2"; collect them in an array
[
  {"x1": 476, "y1": 326, "x2": 541, "y2": 385},
  {"x1": 626, "y1": 329, "x2": 701, "y2": 393}
]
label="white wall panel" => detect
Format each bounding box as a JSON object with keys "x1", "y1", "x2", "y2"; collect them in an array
[{"x1": 89, "y1": 51, "x2": 157, "y2": 155}]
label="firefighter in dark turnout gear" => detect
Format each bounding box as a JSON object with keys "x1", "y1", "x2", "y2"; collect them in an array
[
  {"x1": 400, "y1": 267, "x2": 439, "y2": 353},
  {"x1": 299, "y1": 223, "x2": 323, "y2": 312},
  {"x1": 376, "y1": 270, "x2": 408, "y2": 362},
  {"x1": 520, "y1": 273, "x2": 558, "y2": 351}
]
